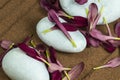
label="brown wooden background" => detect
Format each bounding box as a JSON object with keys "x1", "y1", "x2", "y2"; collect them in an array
[{"x1": 0, "y1": 0, "x2": 120, "y2": 80}]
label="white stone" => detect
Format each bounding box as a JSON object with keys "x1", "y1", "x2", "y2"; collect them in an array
[
  {"x1": 2, "y1": 48, "x2": 50, "y2": 80},
  {"x1": 60, "y1": 0, "x2": 120, "y2": 24},
  {"x1": 36, "y1": 17, "x2": 87, "y2": 53}
]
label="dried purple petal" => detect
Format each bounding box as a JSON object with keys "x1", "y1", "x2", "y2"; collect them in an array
[
  {"x1": 115, "y1": 22, "x2": 120, "y2": 37},
  {"x1": 51, "y1": 70, "x2": 62, "y2": 80},
  {"x1": 94, "y1": 57, "x2": 120, "y2": 70},
  {"x1": 75, "y1": 0, "x2": 88, "y2": 5},
  {"x1": 63, "y1": 62, "x2": 84, "y2": 80}
]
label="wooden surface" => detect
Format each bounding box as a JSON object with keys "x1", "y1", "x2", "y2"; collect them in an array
[{"x1": 0, "y1": 0, "x2": 120, "y2": 80}]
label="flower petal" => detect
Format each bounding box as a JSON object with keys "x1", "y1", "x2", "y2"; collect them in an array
[
  {"x1": 42, "y1": 23, "x2": 78, "y2": 34},
  {"x1": 75, "y1": 0, "x2": 88, "y2": 5},
  {"x1": 63, "y1": 62, "x2": 84, "y2": 80},
  {"x1": 88, "y1": 3, "x2": 98, "y2": 23},
  {"x1": 61, "y1": 16, "x2": 88, "y2": 27},
  {"x1": 115, "y1": 22, "x2": 120, "y2": 37},
  {"x1": 18, "y1": 43, "x2": 41, "y2": 60},
  {"x1": 35, "y1": 43, "x2": 46, "y2": 53},
  {"x1": 48, "y1": 10, "x2": 77, "y2": 47},
  {"x1": 102, "y1": 42, "x2": 116, "y2": 53},
  {"x1": 51, "y1": 70, "x2": 62, "y2": 80},
  {"x1": 90, "y1": 29, "x2": 120, "y2": 42},
  {"x1": 48, "y1": 47, "x2": 57, "y2": 63},
  {"x1": 0, "y1": 40, "x2": 13, "y2": 50},
  {"x1": 48, "y1": 63, "x2": 70, "y2": 73},
  {"x1": 94, "y1": 57, "x2": 120, "y2": 70},
  {"x1": 40, "y1": 0, "x2": 61, "y2": 12},
  {"x1": 87, "y1": 36, "x2": 100, "y2": 47}
]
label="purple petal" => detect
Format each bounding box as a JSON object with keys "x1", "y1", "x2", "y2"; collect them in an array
[
  {"x1": 40, "y1": 0, "x2": 61, "y2": 12},
  {"x1": 109, "y1": 40, "x2": 120, "y2": 47},
  {"x1": 75, "y1": 0, "x2": 88, "y2": 5},
  {"x1": 61, "y1": 16, "x2": 88, "y2": 27},
  {"x1": 106, "y1": 57, "x2": 120, "y2": 67},
  {"x1": 94, "y1": 57, "x2": 120, "y2": 69},
  {"x1": 115, "y1": 22, "x2": 120, "y2": 37},
  {"x1": 40, "y1": 0, "x2": 51, "y2": 11},
  {"x1": 35, "y1": 44, "x2": 46, "y2": 53},
  {"x1": 90, "y1": 29, "x2": 118, "y2": 42},
  {"x1": 18, "y1": 43, "x2": 41, "y2": 60},
  {"x1": 54, "y1": 23, "x2": 78, "y2": 31},
  {"x1": 48, "y1": 10, "x2": 76, "y2": 47},
  {"x1": 44, "y1": 23, "x2": 78, "y2": 32},
  {"x1": 49, "y1": 47, "x2": 57, "y2": 63},
  {"x1": 51, "y1": 70, "x2": 62, "y2": 80},
  {"x1": 63, "y1": 62, "x2": 84, "y2": 80},
  {"x1": 88, "y1": 3, "x2": 98, "y2": 23},
  {"x1": 48, "y1": 63, "x2": 65, "y2": 73},
  {"x1": 102, "y1": 42, "x2": 116, "y2": 53},
  {"x1": 87, "y1": 35, "x2": 100, "y2": 47},
  {"x1": 0, "y1": 40, "x2": 13, "y2": 50}
]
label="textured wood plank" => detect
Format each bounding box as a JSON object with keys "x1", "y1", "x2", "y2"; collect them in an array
[{"x1": 0, "y1": 0, "x2": 120, "y2": 80}]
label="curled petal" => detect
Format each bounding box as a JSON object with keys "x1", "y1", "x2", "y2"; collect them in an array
[
  {"x1": 115, "y1": 22, "x2": 120, "y2": 37},
  {"x1": 75, "y1": 0, "x2": 88, "y2": 5},
  {"x1": 63, "y1": 62, "x2": 84, "y2": 80}
]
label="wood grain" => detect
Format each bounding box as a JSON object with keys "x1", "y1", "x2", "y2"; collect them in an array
[{"x1": 0, "y1": 0, "x2": 120, "y2": 80}]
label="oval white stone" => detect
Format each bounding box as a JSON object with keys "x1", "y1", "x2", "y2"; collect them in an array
[
  {"x1": 2, "y1": 48, "x2": 50, "y2": 80},
  {"x1": 36, "y1": 17, "x2": 87, "y2": 53},
  {"x1": 60, "y1": 0, "x2": 120, "y2": 24}
]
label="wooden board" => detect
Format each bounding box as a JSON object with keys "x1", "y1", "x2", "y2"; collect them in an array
[{"x1": 0, "y1": 0, "x2": 120, "y2": 80}]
